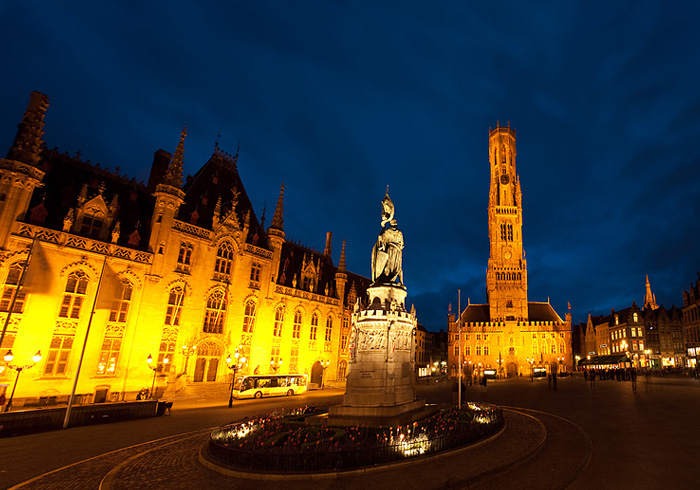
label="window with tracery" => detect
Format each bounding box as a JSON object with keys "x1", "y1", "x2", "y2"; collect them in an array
[
  {"x1": 215, "y1": 242, "x2": 233, "y2": 276},
  {"x1": 164, "y1": 286, "x2": 185, "y2": 326},
  {"x1": 44, "y1": 335, "x2": 74, "y2": 376},
  {"x1": 108, "y1": 279, "x2": 133, "y2": 323},
  {"x1": 293, "y1": 310, "x2": 302, "y2": 339},
  {"x1": 203, "y1": 290, "x2": 227, "y2": 334},
  {"x1": 59, "y1": 270, "x2": 89, "y2": 319},
  {"x1": 243, "y1": 300, "x2": 256, "y2": 333},
  {"x1": 273, "y1": 307, "x2": 284, "y2": 337},
  {"x1": 325, "y1": 316, "x2": 333, "y2": 342},
  {"x1": 310, "y1": 313, "x2": 318, "y2": 340},
  {"x1": 0, "y1": 263, "x2": 26, "y2": 313}
]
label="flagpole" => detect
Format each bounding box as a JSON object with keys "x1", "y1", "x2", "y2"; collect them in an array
[
  {"x1": 0, "y1": 236, "x2": 37, "y2": 350},
  {"x1": 458, "y1": 289, "x2": 462, "y2": 409},
  {"x1": 63, "y1": 256, "x2": 107, "y2": 429}
]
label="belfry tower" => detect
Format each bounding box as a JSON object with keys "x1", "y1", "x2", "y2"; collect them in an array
[{"x1": 486, "y1": 123, "x2": 528, "y2": 323}]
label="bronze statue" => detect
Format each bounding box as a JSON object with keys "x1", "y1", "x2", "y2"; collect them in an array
[{"x1": 371, "y1": 188, "x2": 404, "y2": 286}]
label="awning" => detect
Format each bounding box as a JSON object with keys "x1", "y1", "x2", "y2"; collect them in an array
[{"x1": 579, "y1": 354, "x2": 630, "y2": 366}]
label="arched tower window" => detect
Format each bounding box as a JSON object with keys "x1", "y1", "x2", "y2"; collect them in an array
[
  {"x1": 59, "y1": 270, "x2": 89, "y2": 319},
  {"x1": 325, "y1": 316, "x2": 333, "y2": 342},
  {"x1": 203, "y1": 290, "x2": 227, "y2": 334}
]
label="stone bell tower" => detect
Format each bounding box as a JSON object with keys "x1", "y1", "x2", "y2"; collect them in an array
[{"x1": 486, "y1": 123, "x2": 528, "y2": 323}]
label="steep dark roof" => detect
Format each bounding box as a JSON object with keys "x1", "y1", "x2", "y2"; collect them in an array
[
  {"x1": 528, "y1": 302, "x2": 563, "y2": 322},
  {"x1": 180, "y1": 147, "x2": 265, "y2": 246},
  {"x1": 461, "y1": 304, "x2": 490, "y2": 323},
  {"x1": 25, "y1": 147, "x2": 154, "y2": 251}
]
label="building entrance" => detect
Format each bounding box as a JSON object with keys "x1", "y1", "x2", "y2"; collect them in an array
[{"x1": 192, "y1": 342, "x2": 222, "y2": 382}]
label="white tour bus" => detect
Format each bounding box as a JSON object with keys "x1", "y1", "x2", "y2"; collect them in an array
[{"x1": 232, "y1": 374, "x2": 308, "y2": 399}]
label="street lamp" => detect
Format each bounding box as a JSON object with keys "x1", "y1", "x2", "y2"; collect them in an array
[
  {"x1": 497, "y1": 352, "x2": 504, "y2": 379},
  {"x1": 270, "y1": 357, "x2": 283, "y2": 373},
  {"x1": 226, "y1": 346, "x2": 246, "y2": 408},
  {"x1": 146, "y1": 354, "x2": 168, "y2": 400},
  {"x1": 527, "y1": 357, "x2": 534, "y2": 381},
  {"x1": 181, "y1": 344, "x2": 196, "y2": 375},
  {"x1": 3, "y1": 350, "x2": 42, "y2": 412}
]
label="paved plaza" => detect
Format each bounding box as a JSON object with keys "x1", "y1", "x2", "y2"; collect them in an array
[{"x1": 1, "y1": 374, "x2": 699, "y2": 489}]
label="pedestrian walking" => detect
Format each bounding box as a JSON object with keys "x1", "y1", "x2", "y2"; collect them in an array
[
  {"x1": 583, "y1": 369, "x2": 588, "y2": 383},
  {"x1": 631, "y1": 367, "x2": 637, "y2": 392},
  {"x1": 548, "y1": 373, "x2": 552, "y2": 388},
  {"x1": 552, "y1": 372, "x2": 557, "y2": 390},
  {"x1": 645, "y1": 369, "x2": 651, "y2": 392},
  {"x1": 481, "y1": 375, "x2": 488, "y2": 393}
]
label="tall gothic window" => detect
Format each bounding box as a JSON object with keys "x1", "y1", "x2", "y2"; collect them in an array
[
  {"x1": 325, "y1": 316, "x2": 333, "y2": 342},
  {"x1": 242, "y1": 300, "x2": 256, "y2": 333},
  {"x1": 203, "y1": 290, "x2": 226, "y2": 334},
  {"x1": 158, "y1": 330, "x2": 175, "y2": 373},
  {"x1": 80, "y1": 214, "x2": 104, "y2": 238},
  {"x1": 59, "y1": 270, "x2": 89, "y2": 319},
  {"x1": 0, "y1": 262, "x2": 26, "y2": 313},
  {"x1": 44, "y1": 335, "x2": 74, "y2": 376},
  {"x1": 165, "y1": 286, "x2": 185, "y2": 325},
  {"x1": 310, "y1": 313, "x2": 318, "y2": 340},
  {"x1": 273, "y1": 307, "x2": 284, "y2": 337},
  {"x1": 215, "y1": 242, "x2": 233, "y2": 276},
  {"x1": 177, "y1": 242, "x2": 193, "y2": 266},
  {"x1": 250, "y1": 262, "x2": 262, "y2": 288},
  {"x1": 97, "y1": 334, "x2": 122, "y2": 376},
  {"x1": 108, "y1": 279, "x2": 133, "y2": 323},
  {"x1": 293, "y1": 310, "x2": 302, "y2": 339}
]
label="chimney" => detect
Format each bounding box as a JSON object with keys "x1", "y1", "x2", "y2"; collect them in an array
[{"x1": 324, "y1": 231, "x2": 332, "y2": 256}]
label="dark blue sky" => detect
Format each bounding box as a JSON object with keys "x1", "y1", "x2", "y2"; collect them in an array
[{"x1": 2, "y1": 1, "x2": 700, "y2": 331}]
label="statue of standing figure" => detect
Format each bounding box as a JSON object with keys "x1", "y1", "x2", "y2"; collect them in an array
[{"x1": 371, "y1": 188, "x2": 404, "y2": 286}]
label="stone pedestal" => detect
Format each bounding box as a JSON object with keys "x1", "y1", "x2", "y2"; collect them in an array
[{"x1": 326, "y1": 284, "x2": 426, "y2": 426}]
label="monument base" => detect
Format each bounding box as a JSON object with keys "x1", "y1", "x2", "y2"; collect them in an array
[{"x1": 308, "y1": 399, "x2": 435, "y2": 427}]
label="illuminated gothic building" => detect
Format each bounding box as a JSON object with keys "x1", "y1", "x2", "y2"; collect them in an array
[
  {"x1": 447, "y1": 124, "x2": 571, "y2": 378},
  {"x1": 0, "y1": 92, "x2": 369, "y2": 406}
]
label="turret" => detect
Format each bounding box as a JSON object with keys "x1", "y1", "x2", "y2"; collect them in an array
[
  {"x1": 0, "y1": 92, "x2": 48, "y2": 248},
  {"x1": 149, "y1": 128, "x2": 187, "y2": 272},
  {"x1": 268, "y1": 183, "x2": 285, "y2": 282},
  {"x1": 335, "y1": 238, "x2": 347, "y2": 301}
]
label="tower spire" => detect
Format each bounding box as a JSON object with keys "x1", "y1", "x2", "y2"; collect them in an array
[
  {"x1": 6, "y1": 91, "x2": 49, "y2": 166},
  {"x1": 338, "y1": 238, "x2": 346, "y2": 272},
  {"x1": 644, "y1": 274, "x2": 659, "y2": 310},
  {"x1": 165, "y1": 127, "x2": 186, "y2": 188},
  {"x1": 270, "y1": 183, "x2": 284, "y2": 231}
]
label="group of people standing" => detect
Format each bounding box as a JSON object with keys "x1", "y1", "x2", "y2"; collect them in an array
[{"x1": 583, "y1": 366, "x2": 640, "y2": 391}]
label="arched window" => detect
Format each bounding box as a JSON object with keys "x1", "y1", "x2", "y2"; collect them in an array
[
  {"x1": 293, "y1": 310, "x2": 302, "y2": 339},
  {"x1": 165, "y1": 286, "x2": 185, "y2": 325},
  {"x1": 273, "y1": 307, "x2": 284, "y2": 337},
  {"x1": 243, "y1": 300, "x2": 256, "y2": 333},
  {"x1": 108, "y1": 279, "x2": 133, "y2": 323},
  {"x1": 0, "y1": 262, "x2": 27, "y2": 313},
  {"x1": 310, "y1": 313, "x2": 318, "y2": 340},
  {"x1": 59, "y1": 270, "x2": 89, "y2": 319},
  {"x1": 337, "y1": 360, "x2": 348, "y2": 381},
  {"x1": 325, "y1": 316, "x2": 333, "y2": 342},
  {"x1": 203, "y1": 290, "x2": 227, "y2": 334},
  {"x1": 215, "y1": 242, "x2": 233, "y2": 276}
]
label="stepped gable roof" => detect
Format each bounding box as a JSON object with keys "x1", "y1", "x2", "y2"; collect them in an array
[
  {"x1": 460, "y1": 304, "x2": 490, "y2": 323},
  {"x1": 180, "y1": 147, "x2": 266, "y2": 247},
  {"x1": 345, "y1": 270, "x2": 371, "y2": 306},
  {"x1": 25, "y1": 147, "x2": 153, "y2": 250},
  {"x1": 528, "y1": 302, "x2": 563, "y2": 322}
]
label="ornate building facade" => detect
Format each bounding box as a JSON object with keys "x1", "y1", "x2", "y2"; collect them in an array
[
  {"x1": 0, "y1": 92, "x2": 369, "y2": 406},
  {"x1": 447, "y1": 124, "x2": 571, "y2": 379}
]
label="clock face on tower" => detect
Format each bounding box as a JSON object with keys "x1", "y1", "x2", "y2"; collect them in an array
[
  {"x1": 500, "y1": 174, "x2": 509, "y2": 185},
  {"x1": 504, "y1": 251, "x2": 512, "y2": 260}
]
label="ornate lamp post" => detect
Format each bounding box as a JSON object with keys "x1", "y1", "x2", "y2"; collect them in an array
[
  {"x1": 181, "y1": 344, "x2": 196, "y2": 375},
  {"x1": 3, "y1": 350, "x2": 42, "y2": 412},
  {"x1": 497, "y1": 352, "x2": 504, "y2": 379},
  {"x1": 146, "y1": 354, "x2": 168, "y2": 399},
  {"x1": 527, "y1": 357, "x2": 534, "y2": 381},
  {"x1": 226, "y1": 346, "x2": 246, "y2": 408},
  {"x1": 270, "y1": 357, "x2": 283, "y2": 373}
]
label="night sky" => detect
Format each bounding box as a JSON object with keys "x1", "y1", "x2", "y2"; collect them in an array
[{"x1": 2, "y1": 2, "x2": 700, "y2": 331}]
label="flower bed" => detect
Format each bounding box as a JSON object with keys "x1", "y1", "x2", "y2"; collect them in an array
[{"x1": 208, "y1": 402, "x2": 504, "y2": 473}]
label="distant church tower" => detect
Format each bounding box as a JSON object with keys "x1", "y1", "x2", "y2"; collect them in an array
[{"x1": 486, "y1": 123, "x2": 528, "y2": 322}]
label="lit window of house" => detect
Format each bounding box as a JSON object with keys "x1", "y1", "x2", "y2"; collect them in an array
[
  {"x1": 164, "y1": 286, "x2": 185, "y2": 326},
  {"x1": 108, "y1": 280, "x2": 133, "y2": 323},
  {"x1": 0, "y1": 262, "x2": 27, "y2": 313},
  {"x1": 273, "y1": 307, "x2": 284, "y2": 337},
  {"x1": 293, "y1": 310, "x2": 302, "y2": 339},
  {"x1": 203, "y1": 290, "x2": 226, "y2": 334},
  {"x1": 242, "y1": 300, "x2": 256, "y2": 333}
]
